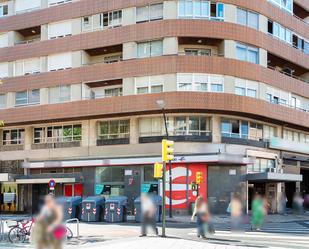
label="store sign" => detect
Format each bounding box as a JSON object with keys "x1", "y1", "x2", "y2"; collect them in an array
[{"x1": 95, "y1": 184, "x2": 104, "y2": 195}]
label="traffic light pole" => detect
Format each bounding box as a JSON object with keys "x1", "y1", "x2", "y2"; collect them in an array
[
  {"x1": 162, "y1": 161, "x2": 167, "y2": 237},
  {"x1": 162, "y1": 109, "x2": 173, "y2": 218}
]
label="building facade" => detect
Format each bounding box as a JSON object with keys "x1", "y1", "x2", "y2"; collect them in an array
[{"x1": 0, "y1": 0, "x2": 308, "y2": 214}]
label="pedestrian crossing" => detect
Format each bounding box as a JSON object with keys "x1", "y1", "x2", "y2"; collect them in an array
[{"x1": 211, "y1": 221, "x2": 309, "y2": 234}]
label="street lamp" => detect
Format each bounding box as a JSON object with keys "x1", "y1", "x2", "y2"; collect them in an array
[{"x1": 156, "y1": 100, "x2": 173, "y2": 219}]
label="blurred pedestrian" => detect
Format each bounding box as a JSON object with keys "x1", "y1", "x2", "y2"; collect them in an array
[
  {"x1": 229, "y1": 193, "x2": 243, "y2": 232},
  {"x1": 278, "y1": 191, "x2": 287, "y2": 215},
  {"x1": 293, "y1": 192, "x2": 304, "y2": 214},
  {"x1": 31, "y1": 194, "x2": 65, "y2": 249},
  {"x1": 251, "y1": 194, "x2": 266, "y2": 231},
  {"x1": 191, "y1": 196, "x2": 209, "y2": 239},
  {"x1": 140, "y1": 194, "x2": 158, "y2": 237}
]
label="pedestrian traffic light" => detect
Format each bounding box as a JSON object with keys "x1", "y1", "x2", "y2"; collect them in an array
[
  {"x1": 191, "y1": 182, "x2": 197, "y2": 191},
  {"x1": 154, "y1": 162, "x2": 163, "y2": 178},
  {"x1": 162, "y1": 139, "x2": 174, "y2": 162},
  {"x1": 196, "y1": 172, "x2": 203, "y2": 184}
]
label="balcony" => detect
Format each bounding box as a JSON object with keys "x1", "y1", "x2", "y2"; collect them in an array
[
  {"x1": 96, "y1": 138, "x2": 130, "y2": 146},
  {"x1": 221, "y1": 136, "x2": 268, "y2": 148},
  {"x1": 31, "y1": 141, "x2": 81, "y2": 150},
  {"x1": 14, "y1": 26, "x2": 41, "y2": 46},
  {"x1": 83, "y1": 79, "x2": 123, "y2": 100}
]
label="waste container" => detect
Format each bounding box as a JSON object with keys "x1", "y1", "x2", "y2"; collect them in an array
[
  {"x1": 134, "y1": 195, "x2": 162, "y2": 222},
  {"x1": 81, "y1": 196, "x2": 105, "y2": 222},
  {"x1": 57, "y1": 196, "x2": 82, "y2": 220},
  {"x1": 104, "y1": 196, "x2": 127, "y2": 223}
]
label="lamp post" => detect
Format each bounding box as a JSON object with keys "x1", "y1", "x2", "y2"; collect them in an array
[{"x1": 156, "y1": 100, "x2": 173, "y2": 218}]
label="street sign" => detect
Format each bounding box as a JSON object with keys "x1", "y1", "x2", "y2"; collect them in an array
[{"x1": 49, "y1": 179, "x2": 56, "y2": 190}]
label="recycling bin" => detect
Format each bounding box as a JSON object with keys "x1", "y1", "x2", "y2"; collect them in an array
[
  {"x1": 81, "y1": 196, "x2": 105, "y2": 222},
  {"x1": 57, "y1": 196, "x2": 82, "y2": 220},
  {"x1": 134, "y1": 195, "x2": 162, "y2": 222},
  {"x1": 104, "y1": 196, "x2": 128, "y2": 223}
]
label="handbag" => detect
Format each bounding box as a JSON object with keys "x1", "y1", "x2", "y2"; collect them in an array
[{"x1": 53, "y1": 225, "x2": 67, "y2": 240}]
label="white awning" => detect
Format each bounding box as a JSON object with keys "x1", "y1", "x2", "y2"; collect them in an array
[{"x1": 16, "y1": 178, "x2": 76, "y2": 184}]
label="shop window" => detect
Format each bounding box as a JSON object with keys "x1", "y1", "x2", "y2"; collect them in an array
[
  {"x1": 99, "y1": 120, "x2": 130, "y2": 140},
  {"x1": 15, "y1": 89, "x2": 40, "y2": 107},
  {"x1": 96, "y1": 167, "x2": 125, "y2": 184},
  {"x1": 136, "y1": 3, "x2": 163, "y2": 23},
  {"x1": 144, "y1": 165, "x2": 156, "y2": 182},
  {"x1": 2, "y1": 129, "x2": 25, "y2": 145},
  {"x1": 33, "y1": 124, "x2": 81, "y2": 143}
]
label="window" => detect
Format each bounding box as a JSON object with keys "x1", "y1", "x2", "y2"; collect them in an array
[
  {"x1": 248, "y1": 158, "x2": 276, "y2": 173},
  {"x1": 249, "y1": 122, "x2": 263, "y2": 141},
  {"x1": 0, "y1": 4, "x2": 8, "y2": 17},
  {"x1": 263, "y1": 125, "x2": 276, "y2": 140},
  {"x1": 235, "y1": 78, "x2": 258, "y2": 98},
  {"x1": 268, "y1": 20, "x2": 292, "y2": 45},
  {"x1": 0, "y1": 33, "x2": 8, "y2": 48},
  {"x1": 48, "y1": 52, "x2": 72, "y2": 71},
  {"x1": 99, "y1": 120, "x2": 130, "y2": 139},
  {"x1": 178, "y1": 0, "x2": 224, "y2": 20},
  {"x1": 184, "y1": 48, "x2": 211, "y2": 56},
  {"x1": 0, "y1": 62, "x2": 9, "y2": 78},
  {"x1": 177, "y1": 73, "x2": 223, "y2": 92},
  {"x1": 82, "y1": 10, "x2": 122, "y2": 32},
  {"x1": 237, "y1": 8, "x2": 259, "y2": 30},
  {"x1": 236, "y1": 43, "x2": 259, "y2": 64},
  {"x1": 266, "y1": 87, "x2": 288, "y2": 107},
  {"x1": 235, "y1": 87, "x2": 246, "y2": 96},
  {"x1": 49, "y1": 85, "x2": 71, "y2": 104},
  {"x1": 221, "y1": 119, "x2": 248, "y2": 139},
  {"x1": 137, "y1": 40, "x2": 163, "y2": 58},
  {"x1": 139, "y1": 117, "x2": 164, "y2": 136},
  {"x1": 2, "y1": 129, "x2": 25, "y2": 145},
  {"x1": 136, "y1": 3, "x2": 163, "y2": 23},
  {"x1": 14, "y1": 58, "x2": 41, "y2": 76},
  {"x1": 283, "y1": 129, "x2": 309, "y2": 143},
  {"x1": 48, "y1": 20, "x2": 72, "y2": 39},
  {"x1": 33, "y1": 124, "x2": 82, "y2": 143},
  {"x1": 48, "y1": 0, "x2": 72, "y2": 7},
  {"x1": 135, "y1": 76, "x2": 164, "y2": 94},
  {"x1": 268, "y1": 0, "x2": 293, "y2": 13},
  {"x1": 0, "y1": 94, "x2": 6, "y2": 109},
  {"x1": 188, "y1": 116, "x2": 210, "y2": 135},
  {"x1": 15, "y1": 89, "x2": 40, "y2": 106},
  {"x1": 104, "y1": 88, "x2": 122, "y2": 97},
  {"x1": 15, "y1": 0, "x2": 41, "y2": 13}
]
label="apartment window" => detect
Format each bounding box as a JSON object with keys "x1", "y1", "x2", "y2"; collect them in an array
[
  {"x1": 99, "y1": 120, "x2": 130, "y2": 139},
  {"x1": 177, "y1": 73, "x2": 223, "y2": 92},
  {"x1": 266, "y1": 87, "x2": 288, "y2": 106},
  {"x1": 0, "y1": 62, "x2": 9, "y2": 78},
  {"x1": 15, "y1": 89, "x2": 40, "y2": 106},
  {"x1": 0, "y1": 4, "x2": 8, "y2": 17},
  {"x1": 0, "y1": 33, "x2": 8, "y2": 48},
  {"x1": 15, "y1": 0, "x2": 41, "y2": 13},
  {"x1": 137, "y1": 40, "x2": 163, "y2": 58},
  {"x1": 49, "y1": 85, "x2": 71, "y2": 104},
  {"x1": 0, "y1": 94, "x2": 6, "y2": 109},
  {"x1": 268, "y1": 20, "x2": 292, "y2": 45},
  {"x1": 33, "y1": 124, "x2": 82, "y2": 143},
  {"x1": 248, "y1": 158, "x2": 276, "y2": 173},
  {"x1": 14, "y1": 58, "x2": 41, "y2": 76},
  {"x1": 236, "y1": 43, "x2": 259, "y2": 64},
  {"x1": 104, "y1": 88, "x2": 122, "y2": 97},
  {"x1": 136, "y1": 3, "x2": 163, "y2": 23},
  {"x1": 48, "y1": 52, "x2": 72, "y2": 71},
  {"x1": 263, "y1": 125, "x2": 276, "y2": 140},
  {"x1": 221, "y1": 119, "x2": 248, "y2": 139},
  {"x1": 135, "y1": 76, "x2": 164, "y2": 94},
  {"x1": 184, "y1": 48, "x2": 211, "y2": 56},
  {"x1": 237, "y1": 8, "x2": 259, "y2": 30},
  {"x1": 235, "y1": 78, "x2": 258, "y2": 98},
  {"x1": 48, "y1": 20, "x2": 72, "y2": 39},
  {"x1": 174, "y1": 116, "x2": 211, "y2": 136},
  {"x1": 48, "y1": 0, "x2": 72, "y2": 7},
  {"x1": 283, "y1": 129, "x2": 309, "y2": 143},
  {"x1": 139, "y1": 117, "x2": 164, "y2": 137},
  {"x1": 178, "y1": 0, "x2": 224, "y2": 20},
  {"x1": 268, "y1": 0, "x2": 293, "y2": 14},
  {"x1": 2, "y1": 129, "x2": 25, "y2": 145},
  {"x1": 249, "y1": 122, "x2": 263, "y2": 141}
]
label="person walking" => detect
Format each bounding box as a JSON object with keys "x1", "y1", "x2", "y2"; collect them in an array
[
  {"x1": 191, "y1": 196, "x2": 209, "y2": 239},
  {"x1": 251, "y1": 194, "x2": 266, "y2": 231},
  {"x1": 140, "y1": 194, "x2": 159, "y2": 237},
  {"x1": 31, "y1": 194, "x2": 65, "y2": 249}
]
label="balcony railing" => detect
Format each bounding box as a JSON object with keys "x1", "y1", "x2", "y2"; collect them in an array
[
  {"x1": 31, "y1": 141, "x2": 81, "y2": 150},
  {"x1": 97, "y1": 137, "x2": 130, "y2": 146},
  {"x1": 267, "y1": 65, "x2": 309, "y2": 83},
  {"x1": 14, "y1": 38, "x2": 41, "y2": 46},
  {"x1": 221, "y1": 135, "x2": 268, "y2": 148},
  {"x1": 139, "y1": 134, "x2": 212, "y2": 143}
]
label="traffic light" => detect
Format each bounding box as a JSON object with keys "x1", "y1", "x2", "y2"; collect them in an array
[
  {"x1": 154, "y1": 162, "x2": 163, "y2": 178},
  {"x1": 191, "y1": 182, "x2": 197, "y2": 191},
  {"x1": 162, "y1": 139, "x2": 174, "y2": 162},
  {"x1": 196, "y1": 172, "x2": 203, "y2": 184}
]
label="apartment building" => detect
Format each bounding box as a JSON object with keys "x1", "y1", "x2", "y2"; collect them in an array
[{"x1": 0, "y1": 0, "x2": 308, "y2": 214}]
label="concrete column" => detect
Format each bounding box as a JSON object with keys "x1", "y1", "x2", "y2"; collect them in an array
[
  {"x1": 123, "y1": 42, "x2": 137, "y2": 60},
  {"x1": 163, "y1": 37, "x2": 178, "y2": 55},
  {"x1": 81, "y1": 120, "x2": 90, "y2": 147},
  {"x1": 40, "y1": 88, "x2": 49, "y2": 104},
  {"x1": 163, "y1": 1, "x2": 177, "y2": 19},
  {"x1": 224, "y1": 76, "x2": 235, "y2": 94},
  {"x1": 41, "y1": 24, "x2": 48, "y2": 41},
  {"x1": 259, "y1": 48, "x2": 268, "y2": 67},
  {"x1": 24, "y1": 126, "x2": 33, "y2": 150},
  {"x1": 222, "y1": 40, "x2": 236, "y2": 59},
  {"x1": 211, "y1": 115, "x2": 221, "y2": 143},
  {"x1": 130, "y1": 117, "x2": 139, "y2": 144},
  {"x1": 122, "y1": 7, "x2": 136, "y2": 25},
  {"x1": 259, "y1": 15, "x2": 268, "y2": 34},
  {"x1": 88, "y1": 120, "x2": 97, "y2": 147}
]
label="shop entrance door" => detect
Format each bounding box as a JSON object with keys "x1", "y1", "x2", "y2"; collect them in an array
[
  {"x1": 32, "y1": 184, "x2": 49, "y2": 214},
  {"x1": 124, "y1": 168, "x2": 141, "y2": 215}
]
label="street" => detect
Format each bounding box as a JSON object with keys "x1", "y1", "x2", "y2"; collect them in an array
[{"x1": 1, "y1": 215, "x2": 309, "y2": 249}]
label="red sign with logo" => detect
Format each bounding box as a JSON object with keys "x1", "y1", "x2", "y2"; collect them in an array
[
  {"x1": 165, "y1": 163, "x2": 207, "y2": 209},
  {"x1": 49, "y1": 179, "x2": 56, "y2": 190}
]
